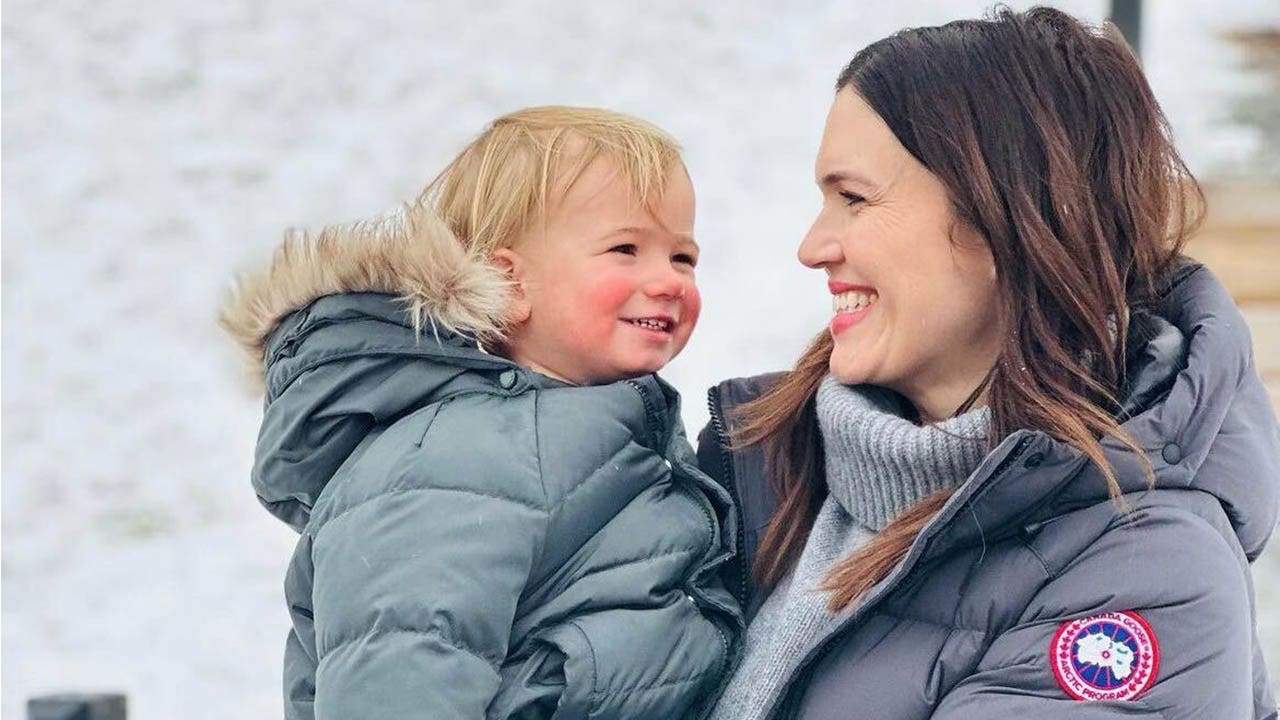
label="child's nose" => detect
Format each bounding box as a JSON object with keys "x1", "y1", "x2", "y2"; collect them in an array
[{"x1": 644, "y1": 265, "x2": 687, "y2": 299}]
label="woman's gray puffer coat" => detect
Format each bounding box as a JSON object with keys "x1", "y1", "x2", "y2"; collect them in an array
[
  {"x1": 221, "y1": 217, "x2": 743, "y2": 720},
  {"x1": 698, "y1": 262, "x2": 1280, "y2": 719}
]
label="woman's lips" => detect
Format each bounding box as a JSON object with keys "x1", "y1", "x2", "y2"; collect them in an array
[
  {"x1": 828, "y1": 280, "x2": 876, "y2": 295},
  {"x1": 830, "y1": 305, "x2": 874, "y2": 335}
]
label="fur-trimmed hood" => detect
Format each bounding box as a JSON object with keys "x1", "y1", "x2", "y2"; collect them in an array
[
  {"x1": 219, "y1": 204, "x2": 512, "y2": 384},
  {"x1": 217, "y1": 206, "x2": 541, "y2": 531}
]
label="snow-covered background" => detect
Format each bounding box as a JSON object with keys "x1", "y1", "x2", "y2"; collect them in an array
[{"x1": 4, "y1": 1, "x2": 1278, "y2": 717}]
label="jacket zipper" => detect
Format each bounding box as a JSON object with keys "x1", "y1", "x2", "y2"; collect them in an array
[
  {"x1": 678, "y1": 465, "x2": 733, "y2": 720},
  {"x1": 707, "y1": 386, "x2": 751, "y2": 610},
  {"x1": 625, "y1": 380, "x2": 738, "y2": 720},
  {"x1": 667, "y1": 472, "x2": 731, "y2": 720},
  {"x1": 685, "y1": 385, "x2": 753, "y2": 719}
]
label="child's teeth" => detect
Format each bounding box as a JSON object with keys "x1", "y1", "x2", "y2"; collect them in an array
[{"x1": 631, "y1": 318, "x2": 669, "y2": 330}]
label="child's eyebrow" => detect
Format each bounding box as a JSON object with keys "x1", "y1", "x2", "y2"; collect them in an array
[{"x1": 608, "y1": 226, "x2": 699, "y2": 250}]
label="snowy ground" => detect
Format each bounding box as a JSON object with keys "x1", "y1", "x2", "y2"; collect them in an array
[{"x1": 4, "y1": 1, "x2": 1278, "y2": 717}]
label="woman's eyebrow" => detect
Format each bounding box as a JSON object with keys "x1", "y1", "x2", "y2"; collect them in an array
[{"x1": 820, "y1": 170, "x2": 876, "y2": 189}]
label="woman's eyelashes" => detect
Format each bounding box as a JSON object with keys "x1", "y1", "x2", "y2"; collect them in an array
[{"x1": 839, "y1": 190, "x2": 866, "y2": 207}]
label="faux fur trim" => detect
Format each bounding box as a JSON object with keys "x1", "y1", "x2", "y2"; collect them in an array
[{"x1": 219, "y1": 204, "x2": 512, "y2": 382}]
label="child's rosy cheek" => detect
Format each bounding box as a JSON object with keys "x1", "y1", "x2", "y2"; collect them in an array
[
  {"x1": 682, "y1": 285, "x2": 702, "y2": 326},
  {"x1": 589, "y1": 276, "x2": 637, "y2": 310}
]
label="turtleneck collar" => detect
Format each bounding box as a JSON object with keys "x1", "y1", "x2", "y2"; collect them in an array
[{"x1": 815, "y1": 376, "x2": 991, "y2": 531}]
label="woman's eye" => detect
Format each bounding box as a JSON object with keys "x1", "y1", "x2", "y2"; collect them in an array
[
  {"x1": 839, "y1": 191, "x2": 865, "y2": 207},
  {"x1": 609, "y1": 243, "x2": 638, "y2": 255}
]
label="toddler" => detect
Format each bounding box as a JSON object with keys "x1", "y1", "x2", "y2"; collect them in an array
[{"x1": 220, "y1": 106, "x2": 743, "y2": 720}]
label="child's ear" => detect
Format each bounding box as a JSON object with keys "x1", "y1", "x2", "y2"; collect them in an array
[{"x1": 489, "y1": 248, "x2": 532, "y2": 324}]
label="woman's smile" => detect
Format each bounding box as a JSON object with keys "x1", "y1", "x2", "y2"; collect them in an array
[{"x1": 828, "y1": 280, "x2": 879, "y2": 335}]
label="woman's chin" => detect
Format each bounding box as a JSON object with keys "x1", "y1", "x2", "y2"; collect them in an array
[
  {"x1": 827, "y1": 358, "x2": 868, "y2": 387},
  {"x1": 828, "y1": 349, "x2": 899, "y2": 389}
]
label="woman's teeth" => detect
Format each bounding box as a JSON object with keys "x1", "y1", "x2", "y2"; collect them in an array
[
  {"x1": 629, "y1": 318, "x2": 671, "y2": 331},
  {"x1": 832, "y1": 290, "x2": 878, "y2": 314}
]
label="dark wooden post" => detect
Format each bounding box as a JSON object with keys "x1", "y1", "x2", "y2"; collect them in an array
[
  {"x1": 27, "y1": 694, "x2": 127, "y2": 720},
  {"x1": 1109, "y1": 0, "x2": 1144, "y2": 60}
]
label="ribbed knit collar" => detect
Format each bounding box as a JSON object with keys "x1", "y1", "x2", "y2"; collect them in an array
[{"x1": 815, "y1": 376, "x2": 991, "y2": 531}]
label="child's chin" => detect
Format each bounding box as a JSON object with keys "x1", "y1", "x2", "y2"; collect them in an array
[
  {"x1": 599, "y1": 359, "x2": 668, "y2": 383},
  {"x1": 630, "y1": 357, "x2": 672, "y2": 375}
]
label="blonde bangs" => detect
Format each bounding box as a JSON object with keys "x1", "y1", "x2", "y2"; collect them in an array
[{"x1": 423, "y1": 105, "x2": 684, "y2": 253}]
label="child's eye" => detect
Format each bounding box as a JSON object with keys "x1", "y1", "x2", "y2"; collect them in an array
[
  {"x1": 609, "y1": 244, "x2": 638, "y2": 255},
  {"x1": 839, "y1": 191, "x2": 865, "y2": 207},
  {"x1": 673, "y1": 253, "x2": 698, "y2": 268}
]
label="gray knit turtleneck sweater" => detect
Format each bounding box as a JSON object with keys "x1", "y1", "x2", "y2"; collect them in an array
[{"x1": 709, "y1": 377, "x2": 990, "y2": 720}]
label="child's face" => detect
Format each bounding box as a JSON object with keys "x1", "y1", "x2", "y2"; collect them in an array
[{"x1": 496, "y1": 158, "x2": 700, "y2": 385}]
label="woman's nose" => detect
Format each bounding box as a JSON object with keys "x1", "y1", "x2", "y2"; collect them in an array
[{"x1": 798, "y1": 212, "x2": 844, "y2": 269}]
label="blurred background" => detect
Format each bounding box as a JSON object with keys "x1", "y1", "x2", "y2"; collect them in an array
[{"x1": 3, "y1": 0, "x2": 1277, "y2": 717}]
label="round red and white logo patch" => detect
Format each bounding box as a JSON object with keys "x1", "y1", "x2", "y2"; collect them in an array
[{"x1": 1050, "y1": 611, "x2": 1159, "y2": 701}]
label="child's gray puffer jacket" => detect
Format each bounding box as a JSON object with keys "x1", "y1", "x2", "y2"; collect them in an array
[{"x1": 221, "y1": 215, "x2": 743, "y2": 720}]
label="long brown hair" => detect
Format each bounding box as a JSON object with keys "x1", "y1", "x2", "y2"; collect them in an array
[{"x1": 737, "y1": 6, "x2": 1204, "y2": 612}]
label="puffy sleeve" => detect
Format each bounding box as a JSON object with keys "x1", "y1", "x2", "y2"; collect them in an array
[
  {"x1": 303, "y1": 469, "x2": 549, "y2": 718},
  {"x1": 933, "y1": 498, "x2": 1269, "y2": 719}
]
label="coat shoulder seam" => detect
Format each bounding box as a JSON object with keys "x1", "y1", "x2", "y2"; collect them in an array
[
  {"x1": 317, "y1": 484, "x2": 546, "y2": 535},
  {"x1": 321, "y1": 626, "x2": 503, "y2": 670}
]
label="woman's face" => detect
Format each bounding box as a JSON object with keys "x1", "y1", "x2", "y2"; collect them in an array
[{"x1": 799, "y1": 89, "x2": 1002, "y2": 420}]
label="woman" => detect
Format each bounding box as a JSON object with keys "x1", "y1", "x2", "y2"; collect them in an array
[{"x1": 699, "y1": 7, "x2": 1280, "y2": 719}]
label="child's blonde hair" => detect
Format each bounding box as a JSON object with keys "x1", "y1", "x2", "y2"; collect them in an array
[
  {"x1": 219, "y1": 106, "x2": 686, "y2": 370},
  {"x1": 422, "y1": 105, "x2": 685, "y2": 254}
]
